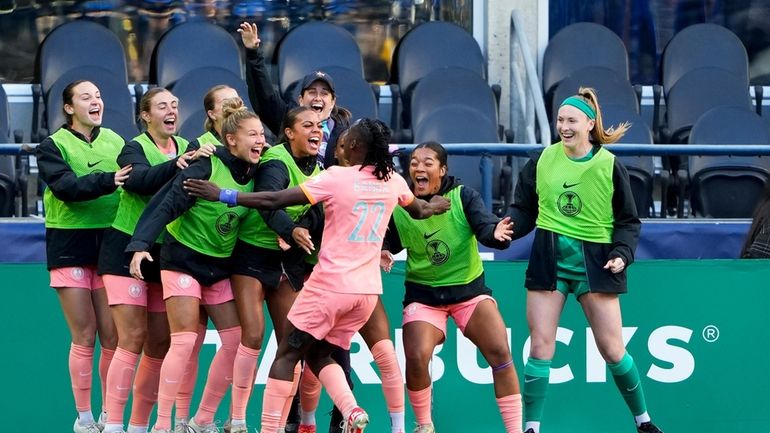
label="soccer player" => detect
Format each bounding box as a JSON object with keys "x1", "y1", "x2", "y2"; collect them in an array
[
  {"x1": 506, "y1": 88, "x2": 663, "y2": 433},
  {"x1": 183, "y1": 118, "x2": 450, "y2": 433}
]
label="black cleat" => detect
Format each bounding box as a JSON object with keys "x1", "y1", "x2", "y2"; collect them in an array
[
  {"x1": 524, "y1": 429, "x2": 535, "y2": 433},
  {"x1": 637, "y1": 421, "x2": 664, "y2": 433}
]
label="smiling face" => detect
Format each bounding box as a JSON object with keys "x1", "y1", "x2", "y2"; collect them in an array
[
  {"x1": 64, "y1": 81, "x2": 103, "y2": 135},
  {"x1": 556, "y1": 104, "x2": 595, "y2": 156},
  {"x1": 285, "y1": 109, "x2": 323, "y2": 157},
  {"x1": 409, "y1": 146, "x2": 447, "y2": 196},
  {"x1": 142, "y1": 90, "x2": 179, "y2": 139},
  {"x1": 335, "y1": 129, "x2": 351, "y2": 167},
  {"x1": 299, "y1": 80, "x2": 335, "y2": 120},
  {"x1": 225, "y1": 116, "x2": 265, "y2": 165}
]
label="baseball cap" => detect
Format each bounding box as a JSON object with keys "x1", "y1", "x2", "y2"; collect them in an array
[{"x1": 300, "y1": 70, "x2": 335, "y2": 95}]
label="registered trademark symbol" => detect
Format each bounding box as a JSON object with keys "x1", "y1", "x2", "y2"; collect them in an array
[{"x1": 702, "y1": 325, "x2": 719, "y2": 343}]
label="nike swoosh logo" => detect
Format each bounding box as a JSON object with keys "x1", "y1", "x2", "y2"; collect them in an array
[
  {"x1": 164, "y1": 378, "x2": 178, "y2": 384},
  {"x1": 562, "y1": 182, "x2": 580, "y2": 189},
  {"x1": 423, "y1": 229, "x2": 440, "y2": 239},
  {"x1": 116, "y1": 385, "x2": 131, "y2": 390},
  {"x1": 626, "y1": 382, "x2": 640, "y2": 392},
  {"x1": 524, "y1": 377, "x2": 540, "y2": 383},
  {"x1": 87, "y1": 160, "x2": 102, "y2": 168},
  {"x1": 79, "y1": 371, "x2": 91, "y2": 377}
]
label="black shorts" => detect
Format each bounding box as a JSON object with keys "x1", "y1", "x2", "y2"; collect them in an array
[
  {"x1": 45, "y1": 227, "x2": 105, "y2": 270},
  {"x1": 230, "y1": 240, "x2": 306, "y2": 291},
  {"x1": 97, "y1": 228, "x2": 162, "y2": 283}
]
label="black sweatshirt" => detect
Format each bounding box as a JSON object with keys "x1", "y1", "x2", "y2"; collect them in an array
[{"x1": 117, "y1": 132, "x2": 199, "y2": 195}]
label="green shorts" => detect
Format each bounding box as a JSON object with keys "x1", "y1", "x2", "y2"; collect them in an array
[{"x1": 555, "y1": 277, "x2": 590, "y2": 299}]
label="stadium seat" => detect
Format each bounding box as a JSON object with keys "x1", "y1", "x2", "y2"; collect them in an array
[
  {"x1": 169, "y1": 67, "x2": 251, "y2": 139},
  {"x1": 687, "y1": 106, "x2": 770, "y2": 218},
  {"x1": 413, "y1": 104, "x2": 510, "y2": 214},
  {"x1": 151, "y1": 21, "x2": 243, "y2": 88},
  {"x1": 0, "y1": 84, "x2": 21, "y2": 216},
  {"x1": 661, "y1": 23, "x2": 748, "y2": 96},
  {"x1": 274, "y1": 21, "x2": 364, "y2": 99},
  {"x1": 542, "y1": 23, "x2": 628, "y2": 115},
  {"x1": 391, "y1": 21, "x2": 486, "y2": 129},
  {"x1": 410, "y1": 67, "x2": 499, "y2": 141},
  {"x1": 44, "y1": 67, "x2": 138, "y2": 141},
  {"x1": 601, "y1": 103, "x2": 657, "y2": 218}
]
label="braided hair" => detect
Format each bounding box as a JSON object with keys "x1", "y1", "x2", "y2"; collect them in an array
[{"x1": 350, "y1": 118, "x2": 395, "y2": 181}]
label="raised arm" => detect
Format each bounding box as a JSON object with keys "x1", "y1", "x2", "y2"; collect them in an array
[{"x1": 402, "y1": 194, "x2": 451, "y2": 219}]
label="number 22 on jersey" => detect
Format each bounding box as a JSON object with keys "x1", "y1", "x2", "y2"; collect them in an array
[{"x1": 348, "y1": 200, "x2": 386, "y2": 242}]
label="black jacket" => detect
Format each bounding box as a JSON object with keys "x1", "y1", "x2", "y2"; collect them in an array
[
  {"x1": 118, "y1": 132, "x2": 199, "y2": 195},
  {"x1": 505, "y1": 147, "x2": 641, "y2": 293},
  {"x1": 385, "y1": 176, "x2": 510, "y2": 306},
  {"x1": 37, "y1": 126, "x2": 125, "y2": 268},
  {"x1": 244, "y1": 47, "x2": 349, "y2": 165}
]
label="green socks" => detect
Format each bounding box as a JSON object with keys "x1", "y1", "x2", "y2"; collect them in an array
[
  {"x1": 523, "y1": 357, "x2": 551, "y2": 422},
  {"x1": 608, "y1": 352, "x2": 648, "y2": 416}
]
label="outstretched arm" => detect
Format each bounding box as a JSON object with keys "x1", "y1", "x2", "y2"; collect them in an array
[
  {"x1": 183, "y1": 178, "x2": 309, "y2": 210},
  {"x1": 402, "y1": 194, "x2": 451, "y2": 219}
]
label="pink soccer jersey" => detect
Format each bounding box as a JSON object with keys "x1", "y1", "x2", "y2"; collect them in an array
[{"x1": 299, "y1": 164, "x2": 415, "y2": 294}]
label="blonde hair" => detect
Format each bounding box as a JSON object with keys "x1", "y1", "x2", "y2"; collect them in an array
[
  {"x1": 577, "y1": 87, "x2": 631, "y2": 144},
  {"x1": 220, "y1": 98, "x2": 259, "y2": 143}
]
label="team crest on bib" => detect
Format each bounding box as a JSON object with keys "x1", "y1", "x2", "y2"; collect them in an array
[
  {"x1": 178, "y1": 275, "x2": 192, "y2": 288},
  {"x1": 216, "y1": 212, "x2": 239, "y2": 235},
  {"x1": 128, "y1": 284, "x2": 143, "y2": 299},
  {"x1": 71, "y1": 267, "x2": 85, "y2": 280},
  {"x1": 558, "y1": 191, "x2": 582, "y2": 216},
  {"x1": 426, "y1": 239, "x2": 450, "y2": 265}
]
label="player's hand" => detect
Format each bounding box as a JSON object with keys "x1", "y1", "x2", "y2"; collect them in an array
[
  {"x1": 114, "y1": 165, "x2": 132, "y2": 186},
  {"x1": 129, "y1": 251, "x2": 152, "y2": 280},
  {"x1": 238, "y1": 22, "x2": 260, "y2": 49},
  {"x1": 494, "y1": 216, "x2": 513, "y2": 241},
  {"x1": 277, "y1": 236, "x2": 291, "y2": 251},
  {"x1": 380, "y1": 250, "x2": 394, "y2": 272},
  {"x1": 176, "y1": 150, "x2": 196, "y2": 169},
  {"x1": 429, "y1": 195, "x2": 451, "y2": 214},
  {"x1": 183, "y1": 179, "x2": 221, "y2": 201},
  {"x1": 603, "y1": 257, "x2": 625, "y2": 274},
  {"x1": 292, "y1": 227, "x2": 315, "y2": 255}
]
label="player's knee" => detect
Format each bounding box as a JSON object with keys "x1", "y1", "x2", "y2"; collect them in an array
[
  {"x1": 482, "y1": 342, "x2": 513, "y2": 367},
  {"x1": 240, "y1": 330, "x2": 264, "y2": 350},
  {"x1": 404, "y1": 346, "x2": 434, "y2": 370},
  {"x1": 528, "y1": 338, "x2": 556, "y2": 360}
]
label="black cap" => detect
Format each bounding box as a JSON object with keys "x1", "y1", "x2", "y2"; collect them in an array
[{"x1": 300, "y1": 70, "x2": 335, "y2": 95}]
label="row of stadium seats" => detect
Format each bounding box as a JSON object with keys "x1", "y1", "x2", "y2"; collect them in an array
[{"x1": 4, "y1": 18, "x2": 769, "y2": 219}]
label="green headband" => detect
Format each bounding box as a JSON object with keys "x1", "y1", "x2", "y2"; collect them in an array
[{"x1": 560, "y1": 96, "x2": 596, "y2": 120}]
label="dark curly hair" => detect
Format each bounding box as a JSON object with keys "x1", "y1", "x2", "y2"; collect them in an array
[{"x1": 348, "y1": 118, "x2": 395, "y2": 181}]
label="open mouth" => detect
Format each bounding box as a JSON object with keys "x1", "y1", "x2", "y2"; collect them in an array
[
  {"x1": 560, "y1": 130, "x2": 575, "y2": 140},
  {"x1": 250, "y1": 145, "x2": 262, "y2": 159},
  {"x1": 163, "y1": 116, "x2": 176, "y2": 129},
  {"x1": 88, "y1": 107, "x2": 101, "y2": 118},
  {"x1": 308, "y1": 135, "x2": 321, "y2": 150},
  {"x1": 310, "y1": 102, "x2": 324, "y2": 113},
  {"x1": 414, "y1": 175, "x2": 429, "y2": 189}
]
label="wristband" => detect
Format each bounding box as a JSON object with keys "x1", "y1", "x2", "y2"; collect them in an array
[{"x1": 219, "y1": 188, "x2": 238, "y2": 206}]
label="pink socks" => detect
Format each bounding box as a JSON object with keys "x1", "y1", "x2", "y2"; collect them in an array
[
  {"x1": 153, "y1": 332, "x2": 197, "y2": 430},
  {"x1": 129, "y1": 355, "x2": 163, "y2": 428},
  {"x1": 407, "y1": 387, "x2": 432, "y2": 425},
  {"x1": 496, "y1": 394, "x2": 523, "y2": 433},
  {"x1": 175, "y1": 323, "x2": 206, "y2": 421},
  {"x1": 318, "y1": 364, "x2": 357, "y2": 419},
  {"x1": 105, "y1": 348, "x2": 139, "y2": 424},
  {"x1": 261, "y1": 378, "x2": 294, "y2": 433},
  {"x1": 69, "y1": 343, "x2": 95, "y2": 412},
  {"x1": 194, "y1": 326, "x2": 241, "y2": 425},
  {"x1": 99, "y1": 348, "x2": 115, "y2": 412},
  {"x1": 231, "y1": 344, "x2": 262, "y2": 421},
  {"x1": 371, "y1": 339, "x2": 405, "y2": 413}
]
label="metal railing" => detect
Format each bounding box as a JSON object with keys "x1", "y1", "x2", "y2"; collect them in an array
[{"x1": 510, "y1": 10, "x2": 551, "y2": 146}]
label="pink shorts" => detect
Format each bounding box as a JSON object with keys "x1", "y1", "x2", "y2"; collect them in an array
[
  {"x1": 288, "y1": 284, "x2": 378, "y2": 349},
  {"x1": 402, "y1": 295, "x2": 496, "y2": 339},
  {"x1": 103, "y1": 274, "x2": 166, "y2": 313},
  {"x1": 50, "y1": 266, "x2": 104, "y2": 290},
  {"x1": 160, "y1": 270, "x2": 234, "y2": 305}
]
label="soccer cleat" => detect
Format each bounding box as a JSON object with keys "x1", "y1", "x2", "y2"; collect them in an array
[
  {"x1": 228, "y1": 424, "x2": 250, "y2": 433},
  {"x1": 341, "y1": 407, "x2": 369, "y2": 433},
  {"x1": 637, "y1": 421, "x2": 664, "y2": 433},
  {"x1": 298, "y1": 424, "x2": 316, "y2": 433},
  {"x1": 149, "y1": 428, "x2": 172, "y2": 433},
  {"x1": 188, "y1": 418, "x2": 220, "y2": 433},
  {"x1": 523, "y1": 429, "x2": 535, "y2": 433},
  {"x1": 222, "y1": 419, "x2": 231, "y2": 433},
  {"x1": 74, "y1": 418, "x2": 103, "y2": 433},
  {"x1": 98, "y1": 412, "x2": 108, "y2": 431},
  {"x1": 412, "y1": 424, "x2": 434, "y2": 433},
  {"x1": 172, "y1": 420, "x2": 189, "y2": 433}
]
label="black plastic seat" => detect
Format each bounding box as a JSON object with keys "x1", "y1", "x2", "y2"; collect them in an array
[
  {"x1": 275, "y1": 21, "x2": 364, "y2": 98},
  {"x1": 410, "y1": 67, "x2": 498, "y2": 138},
  {"x1": 169, "y1": 67, "x2": 251, "y2": 140},
  {"x1": 688, "y1": 106, "x2": 770, "y2": 218},
  {"x1": 601, "y1": 103, "x2": 656, "y2": 218},
  {"x1": 661, "y1": 23, "x2": 749, "y2": 95},
  {"x1": 392, "y1": 21, "x2": 485, "y2": 129},
  {"x1": 550, "y1": 66, "x2": 639, "y2": 125},
  {"x1": 412, "y1": 104, "x2": 510, "y2": 214},
  {"x1": 542, "y1": 23, "x2": 628, "y2": 114},
  {"x1": 151, "y1": 21, "x2": 243, "y2": 88}
]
